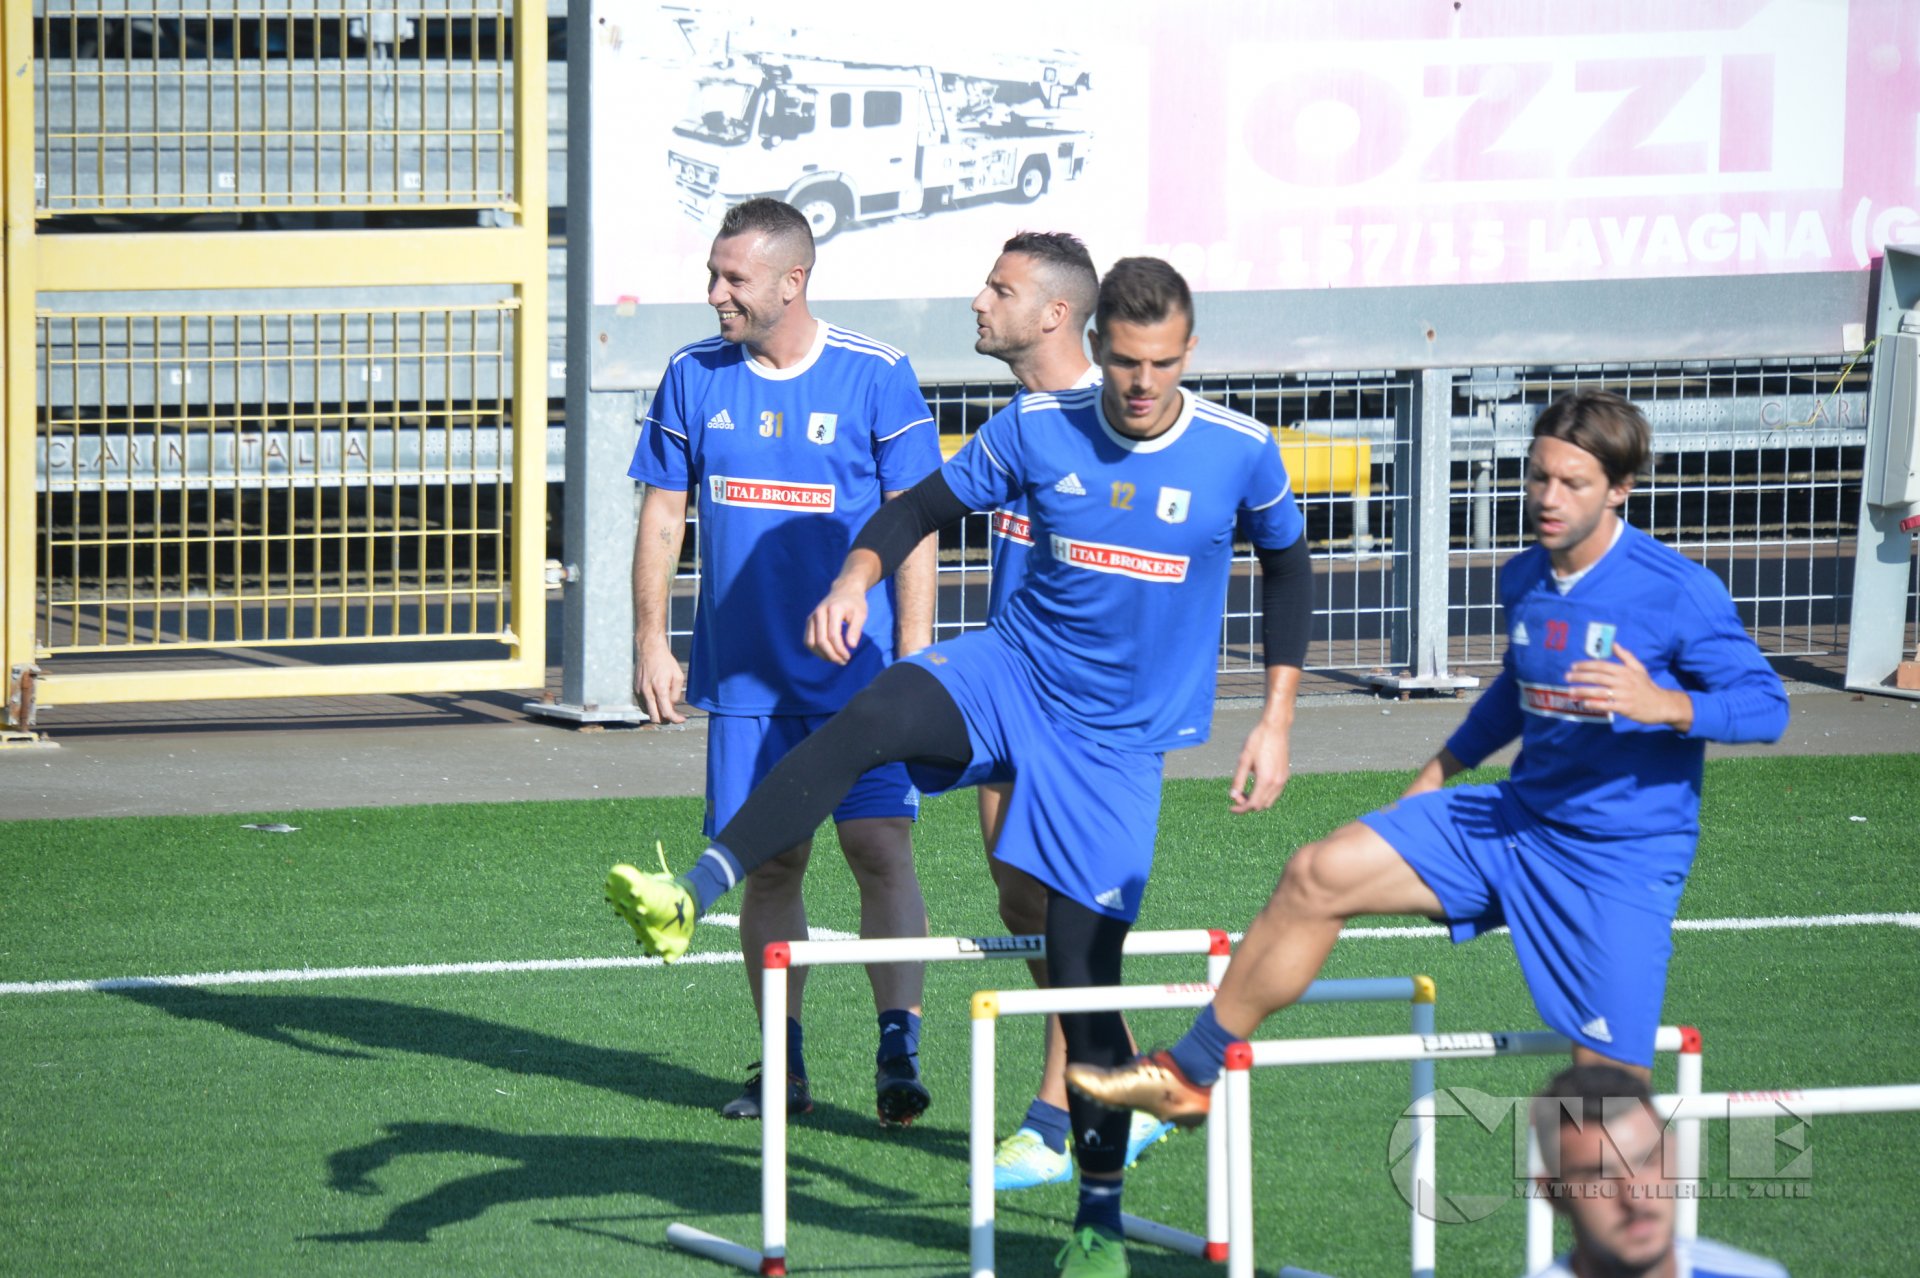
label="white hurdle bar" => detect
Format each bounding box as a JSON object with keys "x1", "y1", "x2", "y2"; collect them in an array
[
  {"x1": 970, "y1": 975, "x2": 1434, "y2": 1278},
  {"x1": 668, "y1": 927, "x2": 1229, "y2": 1277},
  {"x1": 1228, "y1": 1025, "x2": 1702, "y2": 1278}
]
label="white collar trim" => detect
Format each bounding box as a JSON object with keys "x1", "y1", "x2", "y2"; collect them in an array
[
  {"x1": 1096, "y1": 385, "x2": 1193, "y2": 454},
  {"x1": 742, "y1": 318, "x2": 825, "y2": 382}
]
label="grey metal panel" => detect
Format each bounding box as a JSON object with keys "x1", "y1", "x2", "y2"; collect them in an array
[
  {"x1": 535, "y1": 0, "x2": 643, "y2": 723},
  {"x1": 589, "y1": 271, "x2": 1875, "y2": 392},
  {"x1": 1845, "y1": 245, "x2": 1920, "y2": 698}
]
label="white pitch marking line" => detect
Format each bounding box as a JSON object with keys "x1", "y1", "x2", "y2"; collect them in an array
[{"x1": 1, "y1": 913, "x2": 1912, "y2": 997}]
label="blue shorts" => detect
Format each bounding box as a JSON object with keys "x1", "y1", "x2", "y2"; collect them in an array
[
  {"x1": 904, "y1": 630, "x2": 1164, "y2": 922},
  {"x1": 704, "y1": 713, "x2": 920, "y2": 839},
  {"x1": 1360, "y1": 783, "x2": 1675, "y2": 1067}
]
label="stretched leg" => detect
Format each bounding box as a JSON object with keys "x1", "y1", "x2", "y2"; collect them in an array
[
  {"x1": 1212, "y1": 819, "x2": 1442, "y2": 1035},
  {"x1": 694, "y1": 664, "x2": 970, "y2": 911}
]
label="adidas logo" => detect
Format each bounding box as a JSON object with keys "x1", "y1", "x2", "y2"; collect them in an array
[
  {"x1": 706, "y1": 409, "x2": 736, "y2": 431},
  {"x1": 1512, "y1": 621, "x2": 1530, "y2": 646},
  {"x1": 1579, "y1": 1016, "x2": 1613, "y2": 1044},
  {"x1": 1054, "y1": 472, "x2": 1087, "y2": 495},
  {"x1": 1094, "y1": 886, "x2": 1125, "y2": 910}
]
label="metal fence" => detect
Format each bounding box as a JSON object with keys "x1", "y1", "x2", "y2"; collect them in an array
[
  {"x1": 34, "y1": 2, "x2": 517, "y2": 214},
  {"x1": 1446, "y1": 356, "x2": 1871, "y2": 675},
  {"x1": 35, "y1": 299, "x2": 517, "y2": 655},
  {"x1": 646, "y1": 354, "x2": 1884, "y2": 696}
]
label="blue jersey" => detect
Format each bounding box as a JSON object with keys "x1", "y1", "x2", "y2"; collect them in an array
[
  {"x1": 1446, "y1": 522, "x2": 1787, "y2": 912},
  {"x1": 629, "y1": 321, "x2": 941, "y2": 715},
  {"x1": 986, "y1": 365, "x2": 1102, "y2": 621},
  {"x1": 942, "y1": 385, "x2": 1304, "y2": 752}
]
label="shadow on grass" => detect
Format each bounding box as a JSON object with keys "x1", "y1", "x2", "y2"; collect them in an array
[
  {"x1": 109, "y1": 984, "x2": 961, "y2": 1151},
  {"x1": 307, "y1": 1122, "x2": 1223, "y2": 1275},
  {"x1": 302, "y1": 1123, "x2": 993, "y2": 1264}
]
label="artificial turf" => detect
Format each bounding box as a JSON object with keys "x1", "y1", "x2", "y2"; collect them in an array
[{"x1": 1, "y1": 754, "x2": 1915, "y2": 1275}]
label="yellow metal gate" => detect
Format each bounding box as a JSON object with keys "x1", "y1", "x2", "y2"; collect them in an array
[{"x1": 2, "y1": 4, "x2": 548, "y2": 728}]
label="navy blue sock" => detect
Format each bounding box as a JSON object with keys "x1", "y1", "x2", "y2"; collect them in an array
[
  {"x1": 785, "y1": 1017, "x2": 807, "y2": 1081},
  {"x1": 877, "y1": 1009, "x2": 921, "y2": 1065},
  {"x1": 1022, "y1": 1098, "x2": 1071, "y2": 1155},
  {"x1": 1168, "y1": 1004, "x2": 1242, "y2": 1089},
  {"x1": 1073, "y1": 1177, "x2": 1124, "y2": 1236},
  {"x1": 682, "y1": 843, "x2": 744, "y2": 914}
]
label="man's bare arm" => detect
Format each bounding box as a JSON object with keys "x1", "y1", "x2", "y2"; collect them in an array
[
  {"x1": 886, "y1": 487, "x2": 937, "y2": 657},
  {"x1": 633, "y1": 485, "x2": 690, "y2": 724}
]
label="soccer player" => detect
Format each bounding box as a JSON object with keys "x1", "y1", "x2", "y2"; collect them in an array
[
  {"x1": 1067, "y1": 391, "x2": 1789, "y2": 1126},
  {"x1": 609, "y1": 257, "x2": 1314, "y2": 1276},
  {"x1": 969, "y1": 233, "x2": 1173, "y2": 1191},
  {"x1": 614, "y1": 198, "x2": 943, "y2": 1126},
  {"x1": 1526, "y1": 1064, "x2": 1788, "y2": 1277}
]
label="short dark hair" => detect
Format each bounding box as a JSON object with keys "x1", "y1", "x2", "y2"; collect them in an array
[
  {"x1": 1095, "y1": 256, "x2": 1193, "y2": 335},
  {"x1": 1531, "y1": 1064, "x2": 1661, "y2": 1174},
  {"x1": 718, "y1": 197, "x2": 816, "y2": 273},
  {"x1": 1002, "y1": 231, "x2": 1099, "y2": 327},
  {"x1": 1532, "y1": 390, "x2": 1651, "y2": 487}
]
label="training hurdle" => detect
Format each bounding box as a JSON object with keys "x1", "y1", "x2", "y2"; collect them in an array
[
  {"x1": 667, "y1": 927, "x2": 1230, "y2": 1276},
  {"x1": 970, "y1": 976, "x2": 1436, "y2": 1278},
  {"x1": 1225, "y1": 1025, "x2": 1702, "y2": 1278}
]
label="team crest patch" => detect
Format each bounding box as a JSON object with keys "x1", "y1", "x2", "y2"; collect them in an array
[
  {"x1": 806, "y1": 412, "x2": 837, "y2": 445},
  {"x1": 1584, "y1": 622, "x2": 1617, "y2": 659},
  {"x1": 1156, "y1": 487, "x2": 1191, "y2": 524}
]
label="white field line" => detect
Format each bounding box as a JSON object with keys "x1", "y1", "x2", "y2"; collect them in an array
[{"x1": 3, "y1": 912, "x2": 1914, "y2": 998}]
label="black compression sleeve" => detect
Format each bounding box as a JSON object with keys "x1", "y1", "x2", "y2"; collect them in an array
[
  {"x1": 849, "y1": 471, "x2": 971, "y2": 579},
  {"x1": 1256, "y1": 535, "x2": 1312, "y2": 669}
]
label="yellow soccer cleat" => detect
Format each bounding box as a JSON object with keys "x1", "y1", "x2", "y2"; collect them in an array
[{"x1": 605, "y1": 842, "x2": 697, "y2": 963}]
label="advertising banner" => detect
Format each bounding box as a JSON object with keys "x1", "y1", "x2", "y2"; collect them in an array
[{"x1": 591, "y1": 0, "x2": 1920, "y2": 305}]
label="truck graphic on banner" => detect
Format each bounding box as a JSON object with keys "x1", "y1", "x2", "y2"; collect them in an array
[{"x1": 666, "y1": 46, "x2": 1092, "y2": 241}]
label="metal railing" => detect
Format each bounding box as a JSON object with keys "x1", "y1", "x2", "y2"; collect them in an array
[
  {"x1": 1447, "y1": 356, "x2": 1870, "y2": 672},
  {"x1": 643, "y1": 356, "x2": 1878, "y2": 697}
]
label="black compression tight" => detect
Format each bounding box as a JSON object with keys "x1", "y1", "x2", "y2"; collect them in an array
[
  {"x1": 711, "y1": 662, "x2": 971, "y2": 876},
  {"x1": 1048, "y1": 893, "x2": 1134, "y2": 1176}
]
